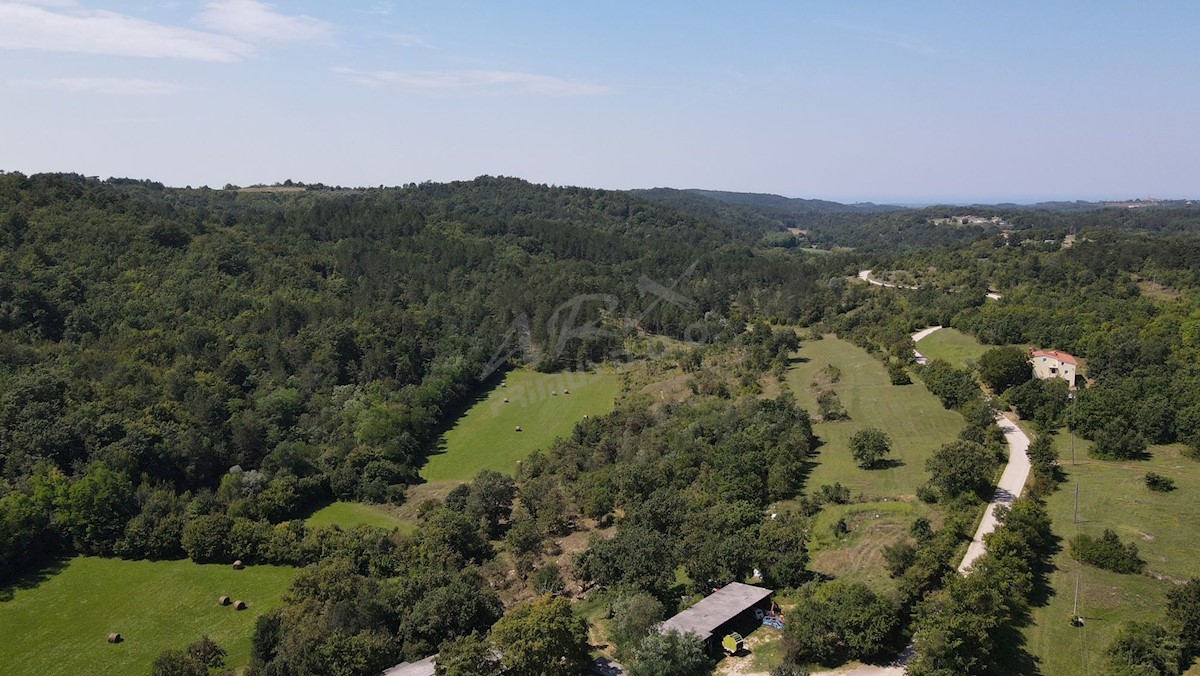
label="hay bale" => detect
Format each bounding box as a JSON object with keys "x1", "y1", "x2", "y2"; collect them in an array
[
  {"x1": 234, "y1": 600, "x2": 247, "y2": 610},
  {"x1": 514, "y1": 426, "x2": 522, "y2": 432},
  {"x1": 232, "y1": 560, "x2": 244, "y2": 570},
  {"x1": 107, "y1": 632, "x2": 122, "y2": 644},
  {"x1": 563, "y1": 389, "x2": 569, "y2": 395},
  {"x1": 503, "y1": 397, "x2": 509, "y2": 403},
  {"x1": 551, "y1": 390, "x2": 557, "y2": 396},
  {"x1": 218, "y1": 596, "x2": 231, "y2": 606}
]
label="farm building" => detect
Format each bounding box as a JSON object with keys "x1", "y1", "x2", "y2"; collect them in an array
[
  {"x1": 1030, "y1": 349, "x2": 1079, "y2": 388},
  {"x1": 659, "y1": 582, "x2": 773, "y2": 652}
]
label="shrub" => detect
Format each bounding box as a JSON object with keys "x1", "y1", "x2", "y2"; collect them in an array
[
  {"x1": 817, "y1": 391, "x2": 849, "y2": 421},
  {"x1": 1089, "y1": 421, "x2": 1147, "y2": 461},
  {"x1": 1070, "y1": 529, "x2": 1144, "y2": 574},
  {"x1": 815, "y1": 483, "x2": 850, "y2": 505},
  {"x1": 1145, "y1": 472, "x2": 1176, "y2": 492},
  {"x1": 1104, "y1": 622, "x2": 1184, "y2": 676},
  {"x1": 887, "y1": 361, "x2": 911, "y2": 386}
]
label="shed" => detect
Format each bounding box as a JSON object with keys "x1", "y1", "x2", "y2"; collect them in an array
[{"x1": 659, "y1": 582, "x2": 773, "y2": 651}]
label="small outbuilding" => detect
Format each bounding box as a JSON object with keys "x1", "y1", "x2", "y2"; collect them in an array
[
  {"x1": 659, "y1": 582, "x2": 773, "y2": 654},
  {"x1": 107, "y1": 633, "x2": 123, "y2": 644}
]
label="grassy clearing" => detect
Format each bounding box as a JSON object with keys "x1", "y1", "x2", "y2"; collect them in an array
[
  {"x1": 1021, "y1": 437, "x2": 1200, "y2": 675},
  {"x1": 0, "y1": 556, "x2": 295, "y2": 676},
  {"x1": 421, "y1": 368, "x2": 619, "y2": 482},
  {"x1": 915, "y1": 327, "x2": 989, "y2": 367},
  {"x1": 807, "y1": 500, "x2": 930, "y2": 594},
  {"x1": 304, "y1": 501, "x2": 417, "y2": 534},
  {"x1": 786, "y1": 336, "x2": 964, "y2": 498}
]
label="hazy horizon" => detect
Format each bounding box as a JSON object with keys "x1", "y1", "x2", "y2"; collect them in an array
[{"x1": 2, "y1": 1, "x2": 1198, "y2": 202}]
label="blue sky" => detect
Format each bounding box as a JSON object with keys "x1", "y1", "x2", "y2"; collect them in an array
[{"x1": 1, "y1": 1, "x2": 1197, "y2": 202}]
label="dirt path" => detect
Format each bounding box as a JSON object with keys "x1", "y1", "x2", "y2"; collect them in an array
[{"x1": 857, "y1": 269, "x2": 918, "y2": 290}]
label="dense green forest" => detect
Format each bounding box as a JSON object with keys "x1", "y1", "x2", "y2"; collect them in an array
[{"x1": 3, "y1": 172, "x2": 1200, "y2": 675}]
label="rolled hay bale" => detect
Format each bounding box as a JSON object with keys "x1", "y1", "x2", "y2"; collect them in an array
[
  {"x1": 107, "y1": 633, "x2": 122, "y2": 644},
  {"x1": 563, "y1": 389, "x2": 569, "y2": 395},
  {"x1": 218, "y1": 596, "x2": 231, "y2": 606},
  {"x1": 234, "y1": 600, "x2": 247, "y2": 610},
  {"x1": 503, "y1": 397, "x2": 509, "y2": 403},
  {"x1": 514, "y1": 426, "x2": 522, "y2": 432},
  {"x1": 232, "y1": 560, "x2": 245, "y2": 570},
  {"x1": 551, "y1": 390, "x2": 557, "y2": 396}
]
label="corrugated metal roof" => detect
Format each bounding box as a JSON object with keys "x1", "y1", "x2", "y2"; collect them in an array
[{"x1": 659, "y1": 582, "x2": 773, "y2": 642}]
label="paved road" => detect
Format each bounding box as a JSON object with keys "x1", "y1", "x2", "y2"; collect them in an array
[{"x1": 957, "y1": 412, "x2": 1031, "y2": 573}]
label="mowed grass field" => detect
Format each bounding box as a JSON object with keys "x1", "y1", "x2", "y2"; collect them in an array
[
  {"x1": 305, "y1": 501, "x2": 417, "y2": 534},
  {"x1": 420, "y1": 368, "x2": 619, "y2": 482},
  {"x1": 787, "y1": 336, "x2": 964, "y2": 498},
  {"x1": 0, "y1": 557, "x2": 295, "y2": 676},
  {"x1": 1022, "y1": 435, "x2": 1200, "y2": 675},
  {"x1": 915, "y1": 327, "x2": 989, "y2": 367}
]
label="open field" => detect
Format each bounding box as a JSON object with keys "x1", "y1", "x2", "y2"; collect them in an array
[
  {"x1": 0, "y1": 556, "x2": 295, "y2": 675},
  {"x1": 808, "y1": 500, "x2": 932, "y2": 594},
  {"x1": 421, "y1": 368, "x2": 619, "y2": 482},
  {"x1": 914, "y1": 327, "x2": 989, "y2": 367},
  {"x1": 304, "y1": 500, "x2": 417, "y2": 534},
  {"x1": 786, "y1": 336, "x2": 965, "y2": 498},
  {"x1": 1021, "y1": 436, "x2": 1200, "y2": 675}
]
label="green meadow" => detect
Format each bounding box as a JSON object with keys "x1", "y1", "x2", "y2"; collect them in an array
[
  {"x1": 305, "y1": 500, "x2": 418, "y2": 534},
  {"x1": 1021, "y1": 436, "x2": 1200, "y2": 675},
  {"x1": 0, "y1": 557, "x2": 295, "y2": 676},
  {"x1": 420, "y1": 368, "x2": 619, "y2": 482},
  {"x1": 915, "y1": 327, "x2": 989, "y2": 367},
  {"x1": 786, "y1": 335, "x2": 965, "y2": 498}
]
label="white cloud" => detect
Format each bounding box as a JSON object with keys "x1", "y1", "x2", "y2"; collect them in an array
[
  {"x1": 334, "y1": 68, "x2": 613, "y2": 96},
  {"x1": 29, "y1": 76, "x2": 185, "y2": 95},
  {"x1": 196, "y1": 0, "x2": 332, "y2": 43},
  {"x1": 0, "y1": 2, "x2": 251, "y2": 61}
]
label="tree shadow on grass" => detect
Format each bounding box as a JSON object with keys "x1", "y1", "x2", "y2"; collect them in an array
[
  {"x1": 869, "y1": 458, "x2": 906, "y2": 471},
  {"x1": 414, "y1": 367, "x2": 509, "y2": 480},
  {"x1": 0, "y1": 556, "x2": 71, "y2": 603}
]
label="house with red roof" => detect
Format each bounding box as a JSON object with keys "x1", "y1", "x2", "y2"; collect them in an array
[{"x1": 1030, "y1": 349, "x2": 1079, "y2": 388}]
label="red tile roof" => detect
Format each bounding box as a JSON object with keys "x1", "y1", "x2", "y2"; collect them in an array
[{"x1": 1031, "y1": 349, "x2": 1077, "y2": 365}]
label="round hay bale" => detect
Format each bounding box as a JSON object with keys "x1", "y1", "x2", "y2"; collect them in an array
[
  {"x1": 514, "y1": 426, "x2": 522, "y2": 432},
  {"x1": 551, "y1": 390, "x2": 557, "y2": 396},
  {"x1": 232, "y1": 560, "x2": 244, "y2": 570},
  {"x1": 563, "y1": 389, "x2": 569, "y2": 395},
  {"x1": 218, "y1": 596, "x2": 231, "y2": 606},
  {"x1": 503, "y1": 397, "x2": 509, "y2": 403},
  {"x1": 107, "y1": 632, "x2": 122, "y2": 644},
  {"x1": 234, "y1": 600, "x2": 247, "y2": 610}
]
